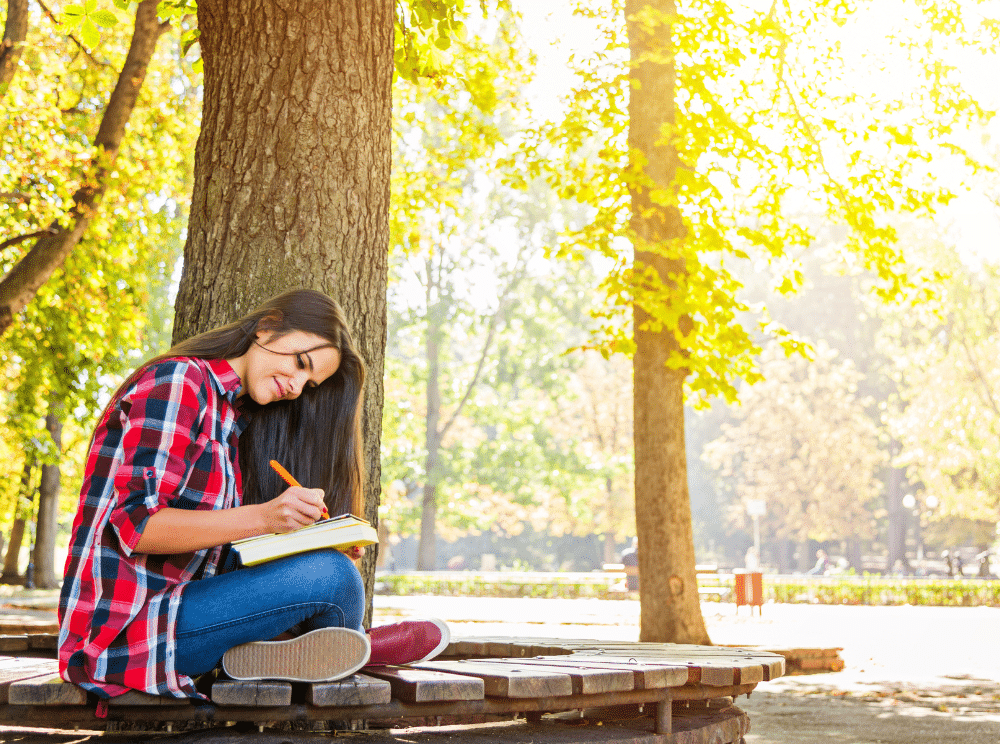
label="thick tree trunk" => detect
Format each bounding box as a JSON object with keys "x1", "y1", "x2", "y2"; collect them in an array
[
  {"x1": 0, "y1": 0, "x2": 168, "y2": 337},
  {"x1": 0, "y1": 0, "x2": 29, "y2": 91},
  {"x1": 33, "y1": 409, "x2": 62, "y2": 589},
  {"x1": 626, "y1": 0, "x2": 710, "y2": 645},
  {"x1": 177, "y1": 0, "x2": 393, "y2": 625}
]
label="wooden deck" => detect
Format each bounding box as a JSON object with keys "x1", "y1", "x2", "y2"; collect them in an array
[{"x1": 0, "y1": 634, "x2": 784, "y2": 741}]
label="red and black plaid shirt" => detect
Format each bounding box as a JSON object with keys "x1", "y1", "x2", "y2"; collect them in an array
[{"x1": 58, "y1": 358, "x2": 246, "y2": 700}]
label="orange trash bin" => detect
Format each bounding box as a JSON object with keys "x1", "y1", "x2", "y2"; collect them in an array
[{"x1": 733, "y1": 569, "x2": 763, "y2": 614}]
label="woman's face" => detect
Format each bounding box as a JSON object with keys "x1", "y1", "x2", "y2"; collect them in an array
[{"x1": 237, "y1": 330, "x2": 341, "y2": 405}]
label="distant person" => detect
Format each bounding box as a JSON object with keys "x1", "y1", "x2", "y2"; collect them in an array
[
  {"x1": 943, "y1": 550, "x2": 955, "y2": 577},
  {"x1": 955, "y1": 553, "x2": 964, "y2": 577},
  {"x1": 806, "y1": 549, "x2": 830, "y2": 576},
  {"x1": 978, "y1": 552, "x2": 992, "y2": 578},
  {"x1": 621, "y1": 537, "x2": 639, "y2": 591}
]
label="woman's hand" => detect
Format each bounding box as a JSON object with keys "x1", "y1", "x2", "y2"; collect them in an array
[{"x1": 259, "y1": 486, "x2": 327, "y2": 534}]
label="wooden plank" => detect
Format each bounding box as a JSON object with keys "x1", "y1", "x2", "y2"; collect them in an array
[
  {"x1": 9, "y1": 675, "x2": 88, "y2": 705},
  {"x1": 363, "y1": 666, "x2": 485, "y2": 703},
  {"x1": 0, "y1": 658, "x2": 61, "y2": 703},
  {"x1": 564, "y1": 645, "x2": 778, "y2": 685},
  {"x1": 0, "y1": 636, "x2": 29, "y2": 653},
  {"x1": 532, "y1": 654, "x2": 689, "y2": 689},
  {"x1": 211, "y1": 679, "x2": 292, "y2": 707},
  {"x1": 472, "y1": 658, "x2": 634, "y2": 695},
  {"x1": 414, "y1": 659, "x2": 574, "y2": 699},
  {"x1": 110, "y1": 690, "x2": 190, "y2": 707},
  {"x1": 27, "y1": 634, "x2": 58, "y2": 651},
  {"x1": 307, "y1": 673, "x2": 392, "y2": 707}
]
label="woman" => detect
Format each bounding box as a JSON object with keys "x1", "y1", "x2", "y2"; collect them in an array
[{"x1": 58, "y1": 289, "x2": 448, "y2": 712}]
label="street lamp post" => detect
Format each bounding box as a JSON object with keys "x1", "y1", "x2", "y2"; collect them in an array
[{"x1": 746, "y1": 499, "x2": 766, "y2": 568}]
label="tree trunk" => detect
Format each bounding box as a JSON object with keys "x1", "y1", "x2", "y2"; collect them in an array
[
  {"x1": 2, "y1": 461, "x2": 32, "y2": 581},
  {"x1": 0, "y1": 0, "x2": 29, "y2": 91},
  {"x1": 626, "y1": 0, "x2": 710, "y2": 645},
  {"x1": 33, "y1": 409, "x2": 62, "y2": 588},
  {"x1": 176, "y1": 0, "x2": 393, "y2": 625},
  {"x1": 0, "y1": 0, "x2": 168, "y2": 337},
  {"x1": 418, "y1": 291, "x2": 444, "y2": 570}
]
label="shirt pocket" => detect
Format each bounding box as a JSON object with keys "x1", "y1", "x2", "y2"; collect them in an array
[{"x1": 175, "y1": 435, "x2": 234, "y2": 511}]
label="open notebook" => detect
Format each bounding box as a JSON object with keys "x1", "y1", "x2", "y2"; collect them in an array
[{"x1": 231, "y1": 514, "x2": 378, "y2": 566}]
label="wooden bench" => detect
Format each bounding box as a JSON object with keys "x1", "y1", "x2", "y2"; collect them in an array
[
  {"x1": 0, "y1": 633, "x2": 784, "y2": 740},
  {"x1": 602, "y1": 564, "x2": 733, "y2": 602}
]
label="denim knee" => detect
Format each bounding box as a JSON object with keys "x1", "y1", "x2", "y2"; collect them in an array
[{"x1": 288, "y1": 550, "x2": 365, "y2": 630}]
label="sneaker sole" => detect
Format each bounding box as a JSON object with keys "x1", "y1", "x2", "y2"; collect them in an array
[{"x1": 222, "y1": 627, "x2": 371, "y2": 683}]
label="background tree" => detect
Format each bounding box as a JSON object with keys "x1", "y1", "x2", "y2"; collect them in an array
[
  {"x1": 0, "y1": 2, "x2": 200, "y2": 582},
  {"x1": 0, "y1": 0, "x2": 171, "y2": 336},
  {"x1": 703, "y1": 342, "x2": 885, "y2": 570},
  {"x1": 514, "y1": 0, "x2": 994, "y2": 642},
  {"x1": 887, "y1": 243, "x2": 1000, "y2": 549}
]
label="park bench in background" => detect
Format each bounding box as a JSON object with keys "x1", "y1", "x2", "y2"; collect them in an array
[{"x1": 0, "y1": 632, "x2": 784, "y2": 742}]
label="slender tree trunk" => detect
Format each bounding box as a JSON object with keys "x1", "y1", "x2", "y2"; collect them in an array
[
  {"x1": 626, "y1": 0, "x2": 710, "y2": 644},
  {"x1": 2, "y1": 518, "x2": 24, "y2": 581},
  {"x1": 0, "y1": 0, "x2": 29, "y2": 92},
  {"x1": 33, "y1": 408, "x2": 63, "y2": 588},
  {"x1": 0, "y1": 0, "x2": 169, "y2": 337},
  {"x1": 2, "y1": 461, "x2": 32, "y2": 581},
  {"x1": 176, "y1": 0, "x2": 393, "y2": 626},
  {"x1": 418, "y1": 302, "x2": 444, "y2": 570}
]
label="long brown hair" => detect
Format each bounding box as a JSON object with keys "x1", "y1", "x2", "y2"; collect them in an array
[{"x1": 109, "y1": 289, "x2": 366, "y2": 516}]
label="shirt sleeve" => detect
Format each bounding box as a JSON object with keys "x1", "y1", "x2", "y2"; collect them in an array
[{"x1": 107, "y1": 360, "x2": 211, "y2": 555}]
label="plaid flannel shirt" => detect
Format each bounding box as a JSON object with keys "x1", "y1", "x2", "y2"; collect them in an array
[{"x1": 58, "y1": 357, "x2": 247, "y2": 700}]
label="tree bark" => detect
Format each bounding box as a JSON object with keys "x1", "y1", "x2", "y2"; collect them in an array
[
  {"x1": 2, "y1": 461, "x2": 32, "y2": 581},
  {"x1": 176, "y1": 0, "x2": 393, "y2": 625},
  {"x1": 33, "y1": 409, "x2": 62, "y2": 589},
  {"x1": 626, "y1": 0, "x2": 710, "y2": 644},
  {"x1": 0, "y1": 0, "x2": 168, "y2": 337},
  {"x1": 0, "y1": 0, "x2": 29, "y2": 91},
  {"x1": 418, "y1": 292, "x2": 444, "y2": 571}
]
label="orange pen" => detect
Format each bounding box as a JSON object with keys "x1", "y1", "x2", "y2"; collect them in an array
[{"x1": 269, "y1": 459, "x2": 330, "y2": 519}]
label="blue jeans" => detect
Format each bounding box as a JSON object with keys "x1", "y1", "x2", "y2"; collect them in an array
[{"x1": 173, "y1": 549, "x2": 365, "y2": 677}]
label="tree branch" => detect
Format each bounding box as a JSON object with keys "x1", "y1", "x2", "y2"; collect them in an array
[
  {"x1": 438, "y1": 249, "x2": 529, "y2": 442},
  {"x1": 36, "y1": 0, "x2": 108, "y2": 68},
  {"x1": 0, "y1": 229, "x2": 58, "y2": 253},
  {"x1": 0, "y1": 0, "x2": 167, "y2": 337}
]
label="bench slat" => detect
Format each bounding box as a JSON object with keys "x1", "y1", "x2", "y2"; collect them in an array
[
  {"x1": 532, "y1": 654, "x2": 689, "y2": 689},
  {"x1": 307, "y1": 673, "x2": 392, "y2": 707},
  {"x1": 0, "y1": 658, "x2": 61, "y2": 703},
  {"x1": 9, "y1": 675, "x2": 88, "y2": 705},
  {"x1": 211, "y1": 679, "x2": 292, "y2": 707},
  {"x1": 413, "y1": 659, "x2": 574, "y2": 699},
  {"x1": 363, "y1": 666, "x2": 485, "y2": 703},
  {"x1": 468, "y1": 658, "x2": 634, "y2": 695},
  {"x1": 110, "y1": 690, "x2": 190, "y2": 707},
  {"x1": 0, "y1": 637, "x2": 29, "y2": 654}
]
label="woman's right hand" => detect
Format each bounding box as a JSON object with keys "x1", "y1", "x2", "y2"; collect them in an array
[{"x1": 259, "y1": 486, "x2": 327, "y2": 533}]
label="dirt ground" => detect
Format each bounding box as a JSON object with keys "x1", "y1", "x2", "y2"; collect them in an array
[{"x1": 2, "y1": 595, "x2": 998, "y2": 743}]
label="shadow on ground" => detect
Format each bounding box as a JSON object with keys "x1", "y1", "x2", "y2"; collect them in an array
[{"x1": 741, "y1": 676, "x2": 1000, "y2": 744}]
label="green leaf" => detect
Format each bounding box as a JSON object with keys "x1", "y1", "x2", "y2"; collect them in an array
[
  {"x1": 80, "y1": 18, "x2": 101, "y2": 49},
  {"x1": 91, "y1": 10, "x2": 120, "y2": 28}
]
